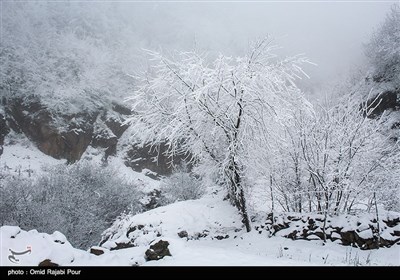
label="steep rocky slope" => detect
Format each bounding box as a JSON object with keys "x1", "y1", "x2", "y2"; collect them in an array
[{"x1": 0, "y1": 95, "x2": 186, "y2": 176}]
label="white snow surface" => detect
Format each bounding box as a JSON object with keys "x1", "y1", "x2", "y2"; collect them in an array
[
  {"x1": 101, "y1": 189, "x2": 242, "y2": 249},
  {"x1": 1, "y1": 192, "x2": 399, "y2": 266},
  {"x1": 0, "y1": 133, "x2": 65, "y2": 177}
]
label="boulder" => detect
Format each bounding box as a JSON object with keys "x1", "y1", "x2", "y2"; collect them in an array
[
  {"x1": 340, "y1": 231, "x2": 357, "y2": 246},
  {"x1": 38, "y1": 259, "x2": 59, "y2": 267},
  {"x1": 110, "y1": 242, "x2": 135, "y2": 251},
  {"x1": 383, "y1": 217, "x2": 400, "y2": 228},
  {"x1": 286, "y1": 230, "x2": 298, "y2": 240},
  {"x1": 313, "y1": 231, "x2": 325, "y2": 240},
  {"x1": 177, "y1": 230, "x2": 188, "y2": 238},
  {"x1": 145, "y1": 240, "x2": 171, "y2": 261},
  {"x1": 90, "y1": 247, "x2": 105, "y2": 256},
  {"x1": 214, "y1": 235, "x2": 229, "y2": 240}
]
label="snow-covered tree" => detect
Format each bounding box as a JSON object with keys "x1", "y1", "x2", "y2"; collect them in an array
[
  {"x1": 265, "y1": 91, "x2": 399, "y2": 214},
  {"x1": 365, "y1": 4, "x2": 400, "y2": 87},
  {"x1": 128, "y1": 39, "x2": 312, "y2": 231},
  {"x1": 0, "y1": 1, "x2": 136, "y2": 115}
]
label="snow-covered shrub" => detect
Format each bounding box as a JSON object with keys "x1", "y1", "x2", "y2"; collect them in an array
[
  {"x1": 264, "y1": 92, "x2": 399, "y2": 215},
  {"x1": 0, "y1": 161, "x2": 143, "y2": 249},
  {"x1": 160, "y1": 164, "x2": 204, "y2": 204},
  {"x1": 0, "y1": 170, "x2": 34, "y2": 227}
]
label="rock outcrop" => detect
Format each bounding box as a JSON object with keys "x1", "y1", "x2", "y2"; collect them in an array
[
  {"x1": 124, "y1": 142, "x2": 190, "y2": 176},
  {"x1": 254, "y1": 212, "x2": 400, "y2": 250},
  {"x1": 366, "y1": 90, "x2": 399, "y2": 118},
  {"x1": 1, "y1": 96, "x2": 186, "y2": 175},
  {"x1": 5, "y1": 96, "x2": 96, "y2": 163}
]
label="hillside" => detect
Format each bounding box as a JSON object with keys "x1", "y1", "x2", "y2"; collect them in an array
[
  {"x1": 1, "y1": 193, "x2": 399, "y2": 266},
  {"x1": 1, "y1": 1, "x2": 399, "y2": 268}
]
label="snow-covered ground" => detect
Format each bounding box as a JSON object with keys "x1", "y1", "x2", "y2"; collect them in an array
[
  {"x1": 1, "y1": 133, "x2": 398, "y2": 266},
  {"x1": 1, "y1": 191, "x2": 399, "y2": 266},
  {"x1": 0, "y1": 132, "x2": 65, "y2": 178}
]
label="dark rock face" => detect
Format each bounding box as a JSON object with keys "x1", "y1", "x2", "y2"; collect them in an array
[
  {"x1": 0, "y1": 113, "x2": 9, "y2": 156},
  {"x1": 3, "y1": 96, "x2": 189, "y2": 176},
  {"x1": 125, "y1": 142, "x2": 189, "y2": 176},
  {"x1": 90, "y1": 110, "x2": 129, "y2": 159},
  {"x1": 145, "y1": 240, "x2": 171, "y2": 261},
  {"x1": 105, "y1": 117, "x2": 128, "y2": 139},
  {"x1": 366, "y1": 90, "x2": 400, "y2": 118},
  {"x1": 3, "y1": 97, "x2": 132, "y2": 163},
  {"x1": 38, "y1": 259, "x2": 59, "y2": 267},
  {"x1": 6, "y1": 97, "x2": 95, "y2": 163},
  {"x1": 91, "y1": 133, "x2": 118, "y2": 158}
]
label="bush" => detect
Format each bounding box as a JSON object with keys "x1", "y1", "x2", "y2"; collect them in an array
[
  {"x1": 0, "y1": 161, "x2": 143, "y2": 249},
  {"x1": 0, "y1": 171, "x2": 33, "y2": 227},
  {"x1": 159, "y1": 164, "x2": 204, "y2": 205}
]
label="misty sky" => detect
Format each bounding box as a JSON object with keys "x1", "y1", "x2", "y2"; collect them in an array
[
  {"x1": 3, "y1": 0, "x2": 394, "y2": 87},
  {"x1": 120, "y1": 1, "x2": 394, "y2": 85}
]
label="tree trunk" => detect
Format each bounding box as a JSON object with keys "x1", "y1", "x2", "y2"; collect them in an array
[
  {"x1": 333, "y1": 190, "x2": 343, "y2": 215},
  {"x1": 269, "y1": 175, "x2": 275, "y2": 225},
  {"x1": 227, "y1": 159, "x2": 251, "y2": 232},
  {"x1": 226, "y1": 96, "x2": 251, "y2": 232}
]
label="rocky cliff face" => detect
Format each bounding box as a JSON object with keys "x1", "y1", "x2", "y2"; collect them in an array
[
  {"x1": 5, "y1": 96, "x2": 96, "y2": 162},
  {"x1": 0, "y1": 95, "x2": 185, "y2": 176},
  {"x1": 124, "y1": 142, "x2": 190, "y2": 178},
  {"x1": 366, "y1": 90, "x2": 399, "y2": 118}
]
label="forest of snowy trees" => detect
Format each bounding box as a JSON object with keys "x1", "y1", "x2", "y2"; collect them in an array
[{"x1": 0, "y1": 1, "x2": 399, "y2": 266}]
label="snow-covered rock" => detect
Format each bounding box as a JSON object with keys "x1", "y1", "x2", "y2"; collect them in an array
[
  {"x1": 100, "y1": 190, "x2": 243, "y2": 250},
  {"x1": 253, "y1": 211, "x2": 400, "y2": 250},
  {"x1": 1, "y1": 226, "x2": 78, "y2": 266}
]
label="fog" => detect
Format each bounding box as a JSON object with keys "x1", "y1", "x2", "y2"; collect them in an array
[
  {"x1": 117, "y1": 1, "x2": 393, "y2": 85},
  {"x1": 3, "y1": 0, "x2": 394, "y2": 86}
]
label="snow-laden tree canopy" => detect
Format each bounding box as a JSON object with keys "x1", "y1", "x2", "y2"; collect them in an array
[{"x1": 128, "y1": 39, "x2": 313, "y2": 231}]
